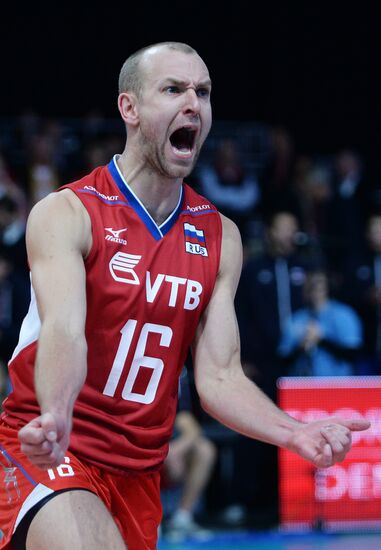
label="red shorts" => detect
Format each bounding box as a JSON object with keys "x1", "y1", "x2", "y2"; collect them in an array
[{"x1": 0, "y1": 421, "x2": 162, "y2": 550}]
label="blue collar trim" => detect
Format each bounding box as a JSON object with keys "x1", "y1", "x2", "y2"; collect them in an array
[{"x1": 108, "y1": 156, "x2": 183, "y2": 241}]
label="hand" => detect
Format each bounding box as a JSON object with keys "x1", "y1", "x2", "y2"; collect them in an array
[
  {"x1": 289, "y1": 417, "x2": 370, "y2": 468},
  {"x1": 302, "y1": 321, "x2": 322, "y2": 351},
  {"x1": 18, "y1": 412, "x2": 71, "y2": 469}
]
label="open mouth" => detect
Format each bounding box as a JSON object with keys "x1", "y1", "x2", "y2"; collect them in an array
[{"x1": 169, "y1": 127, "x2": 196, "y2": 156}]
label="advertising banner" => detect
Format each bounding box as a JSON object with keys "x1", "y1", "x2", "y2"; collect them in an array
[{"x1": 278, "y1": 377, "x2": 381, "y2": 530}]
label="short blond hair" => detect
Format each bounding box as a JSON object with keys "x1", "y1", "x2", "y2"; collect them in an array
[{"x1": 118, "y1": 41, "x2": 199, "y2": 97}]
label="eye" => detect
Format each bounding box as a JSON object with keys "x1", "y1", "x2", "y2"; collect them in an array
[
  {"x1": 196, "y1": 87, "x2": 210, "y2": 98},
  {"x1": 165, "y1": 86, "x2": 181, "y2": 94}
]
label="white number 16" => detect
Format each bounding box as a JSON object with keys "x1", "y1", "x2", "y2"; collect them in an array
[{"x1": 103, "y1": 320, "x2": 173, "y2": 404}]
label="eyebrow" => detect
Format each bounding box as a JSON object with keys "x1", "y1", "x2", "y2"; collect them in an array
[{"x1": 161, "y1": 77, "x2": 212, "y2": 88}]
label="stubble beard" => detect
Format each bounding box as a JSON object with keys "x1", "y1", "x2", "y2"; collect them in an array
[{"x1": 138, "y1": 129, "x2": 201, "y2": 180}]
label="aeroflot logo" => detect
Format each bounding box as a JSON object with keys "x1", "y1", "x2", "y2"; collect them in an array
[
  {"x1": 105, "y1": 227, "x2": 127, "y2": 245},
  {"x1": 186, "y1": 204, "x2": 211, "y2": 212},
  {"x1": 109, "y1": 252, "x2": 142, "y2": 284},
  {"x1": 83, "y1": 186, "x2": 119, "y2": 201}
]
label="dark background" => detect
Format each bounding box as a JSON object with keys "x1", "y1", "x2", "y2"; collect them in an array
[
  {"x1": 1, "y1": 3, "x2": 376, "y2": 167},
  {"x1": 0, "y1": 3, "x2": 377, "y2": 524}
]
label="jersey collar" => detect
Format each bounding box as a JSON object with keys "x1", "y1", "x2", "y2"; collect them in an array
[{"x1": 108, "y1": 155, "x2": 184, "y2": 241}]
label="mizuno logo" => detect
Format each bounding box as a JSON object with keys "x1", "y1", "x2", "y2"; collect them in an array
[
  {"x1": 105, "y1": 227, "x2": 127, "y2": 245},
  {"x1": 105, "y1": 227, "x2": 127, "y2": 238}
]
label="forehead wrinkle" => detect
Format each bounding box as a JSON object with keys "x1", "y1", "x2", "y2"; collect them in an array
[
  {"x1": 160, "y1": 76, "x2": 212, "y2": 88},
  {"x1": 141, "y1": 49, "x2": 210, "y2": 85}
]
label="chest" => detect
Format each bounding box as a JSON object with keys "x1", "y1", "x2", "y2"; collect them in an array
[{"x1": 84, "y1": 205, "x2": 216, "y2": 323}]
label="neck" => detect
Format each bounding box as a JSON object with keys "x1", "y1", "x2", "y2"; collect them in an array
[{"x1": 116, "y1": 152, "x2": 183, "y2": 226}]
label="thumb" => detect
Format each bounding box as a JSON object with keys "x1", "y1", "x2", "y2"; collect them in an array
[
  {"x1": 40, "y1": 412, "x2": 58, "y2": 442},
  {"x1": 339, "y1": 418, "x2": 370, "y2": 432}
]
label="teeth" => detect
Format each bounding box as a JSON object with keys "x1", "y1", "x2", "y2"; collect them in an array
[{"x1": 174, "y1": 149, "x2": 192, "y2": 157}]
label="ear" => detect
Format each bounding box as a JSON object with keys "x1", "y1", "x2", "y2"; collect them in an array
[{"x1": 118, "y1": 92, "x2": 139, "y2": 127}]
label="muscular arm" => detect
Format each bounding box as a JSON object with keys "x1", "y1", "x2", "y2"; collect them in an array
[
  {"x1": 18, "y1": 190, "x2": 91, "y2": 468},
  {"x1": 193, "y1": 215, "x2": 369, "y2": 468}
]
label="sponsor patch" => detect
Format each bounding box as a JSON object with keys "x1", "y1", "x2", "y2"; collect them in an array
[
  {"x1": 183, "y1": 223, "x2": 208, "y2": 257},
  {"x1": 109, "y1": 251, "x2": 142, "y2": 284},
  {"x1": 105, "y1": 227, "x2": 127, "y2": 245}
]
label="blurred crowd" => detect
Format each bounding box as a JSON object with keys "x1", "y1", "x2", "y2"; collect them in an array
[{"x1": 0, "y1": 112, "x2": 379, "y2": 533}]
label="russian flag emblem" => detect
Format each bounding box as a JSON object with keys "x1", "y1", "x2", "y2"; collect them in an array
[{"x1": 183, "y1": 223, "x2": 208, "y2": 256}]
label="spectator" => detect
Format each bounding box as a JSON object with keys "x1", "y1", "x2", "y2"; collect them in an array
[
  {"x1": 81, "y1": 109, "x2": 107, "y2": 143},
  {"x1": 236, "y1": 210, "x2": 315, "y2": 395},
  {"x1": 0, "y1": 152, "x2": 28, "y2": 218},
  {"x1": 345, "y1": 212, "x2": 381, "y2": 374},
  {"x1": 260, "y1": 127, "x2": 300, "y2": 221},
  {"x1": 7, "y1": 110, "x2": 40, "y2": 184},
  {"x1": 81, "y1": 135, "x2": 125, "y2": 177},
  {"x1": 82, "y1": 139, "x2": 111, "y2": 174},
  {"x1": 325, "y1": 149, "x2": 369, "y2": 275},
  {"x1": 163, "y1": 411, "x2": 216, "y2": 540},
  {"x1": 27, "y1": 131, "x2": 60, "y2": 205},
  {"x1": 234, "y1": 210, "x2": 315, "y2": 520},
  {"x1": 293, "y1": 160, "x2": 332, "y2": 248},
  {"x1": 196, "y1": 138, "x2": 260, "y2": 241},
  {"x1": 278, "y1": 270, "x2": 362, "y2": 376},
  {"x1": 0, "y1": 194, "x2": 28, "y2": 272},
  {"x1": 163, "y1": 369, "x2": 216, "y2": 540},
  {"x1": 0, "y1": 247, "x2": 30, "y2": 366}
]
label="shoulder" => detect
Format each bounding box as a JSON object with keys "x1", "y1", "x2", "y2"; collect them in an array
[
  {"x1": 183, "y1": 182, "x2": 219, "y2": 213},
  {"x1": 27, "y1": 190, "x2": 91, "y2": 256},
  {"x1": 220, "y1": 214, "x2": 242, "y2": 248},
  {"x1": 218, "y1": 214, "x2": 243, "y2": 290},
  {"x1": 28, "y1": 189, "x2": 90, "y2": 231},
  {"x1": 330, "y1": 299, "x2": 360, "y2": 319}
]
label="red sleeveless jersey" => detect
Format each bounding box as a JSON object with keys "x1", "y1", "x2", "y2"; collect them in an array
[{"x1": 2, "y1": 157, "x2": 222, "y2": 474}]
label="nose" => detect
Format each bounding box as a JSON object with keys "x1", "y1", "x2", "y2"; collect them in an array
[{"x1": 183, "y1": 88, "x2": 201, "y2": 115}]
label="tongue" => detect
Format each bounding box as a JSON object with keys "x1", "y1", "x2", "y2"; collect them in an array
[{"x1": 176, "y1": 144, "x2": 191, "y2": 152}]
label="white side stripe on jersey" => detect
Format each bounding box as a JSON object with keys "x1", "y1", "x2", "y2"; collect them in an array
[
  {"x1": 13, "y1": 483, "x2": 53, "y2": 532},
  {"x1": 9, "y1": 281, "x2": 41, "y2": 364}
]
